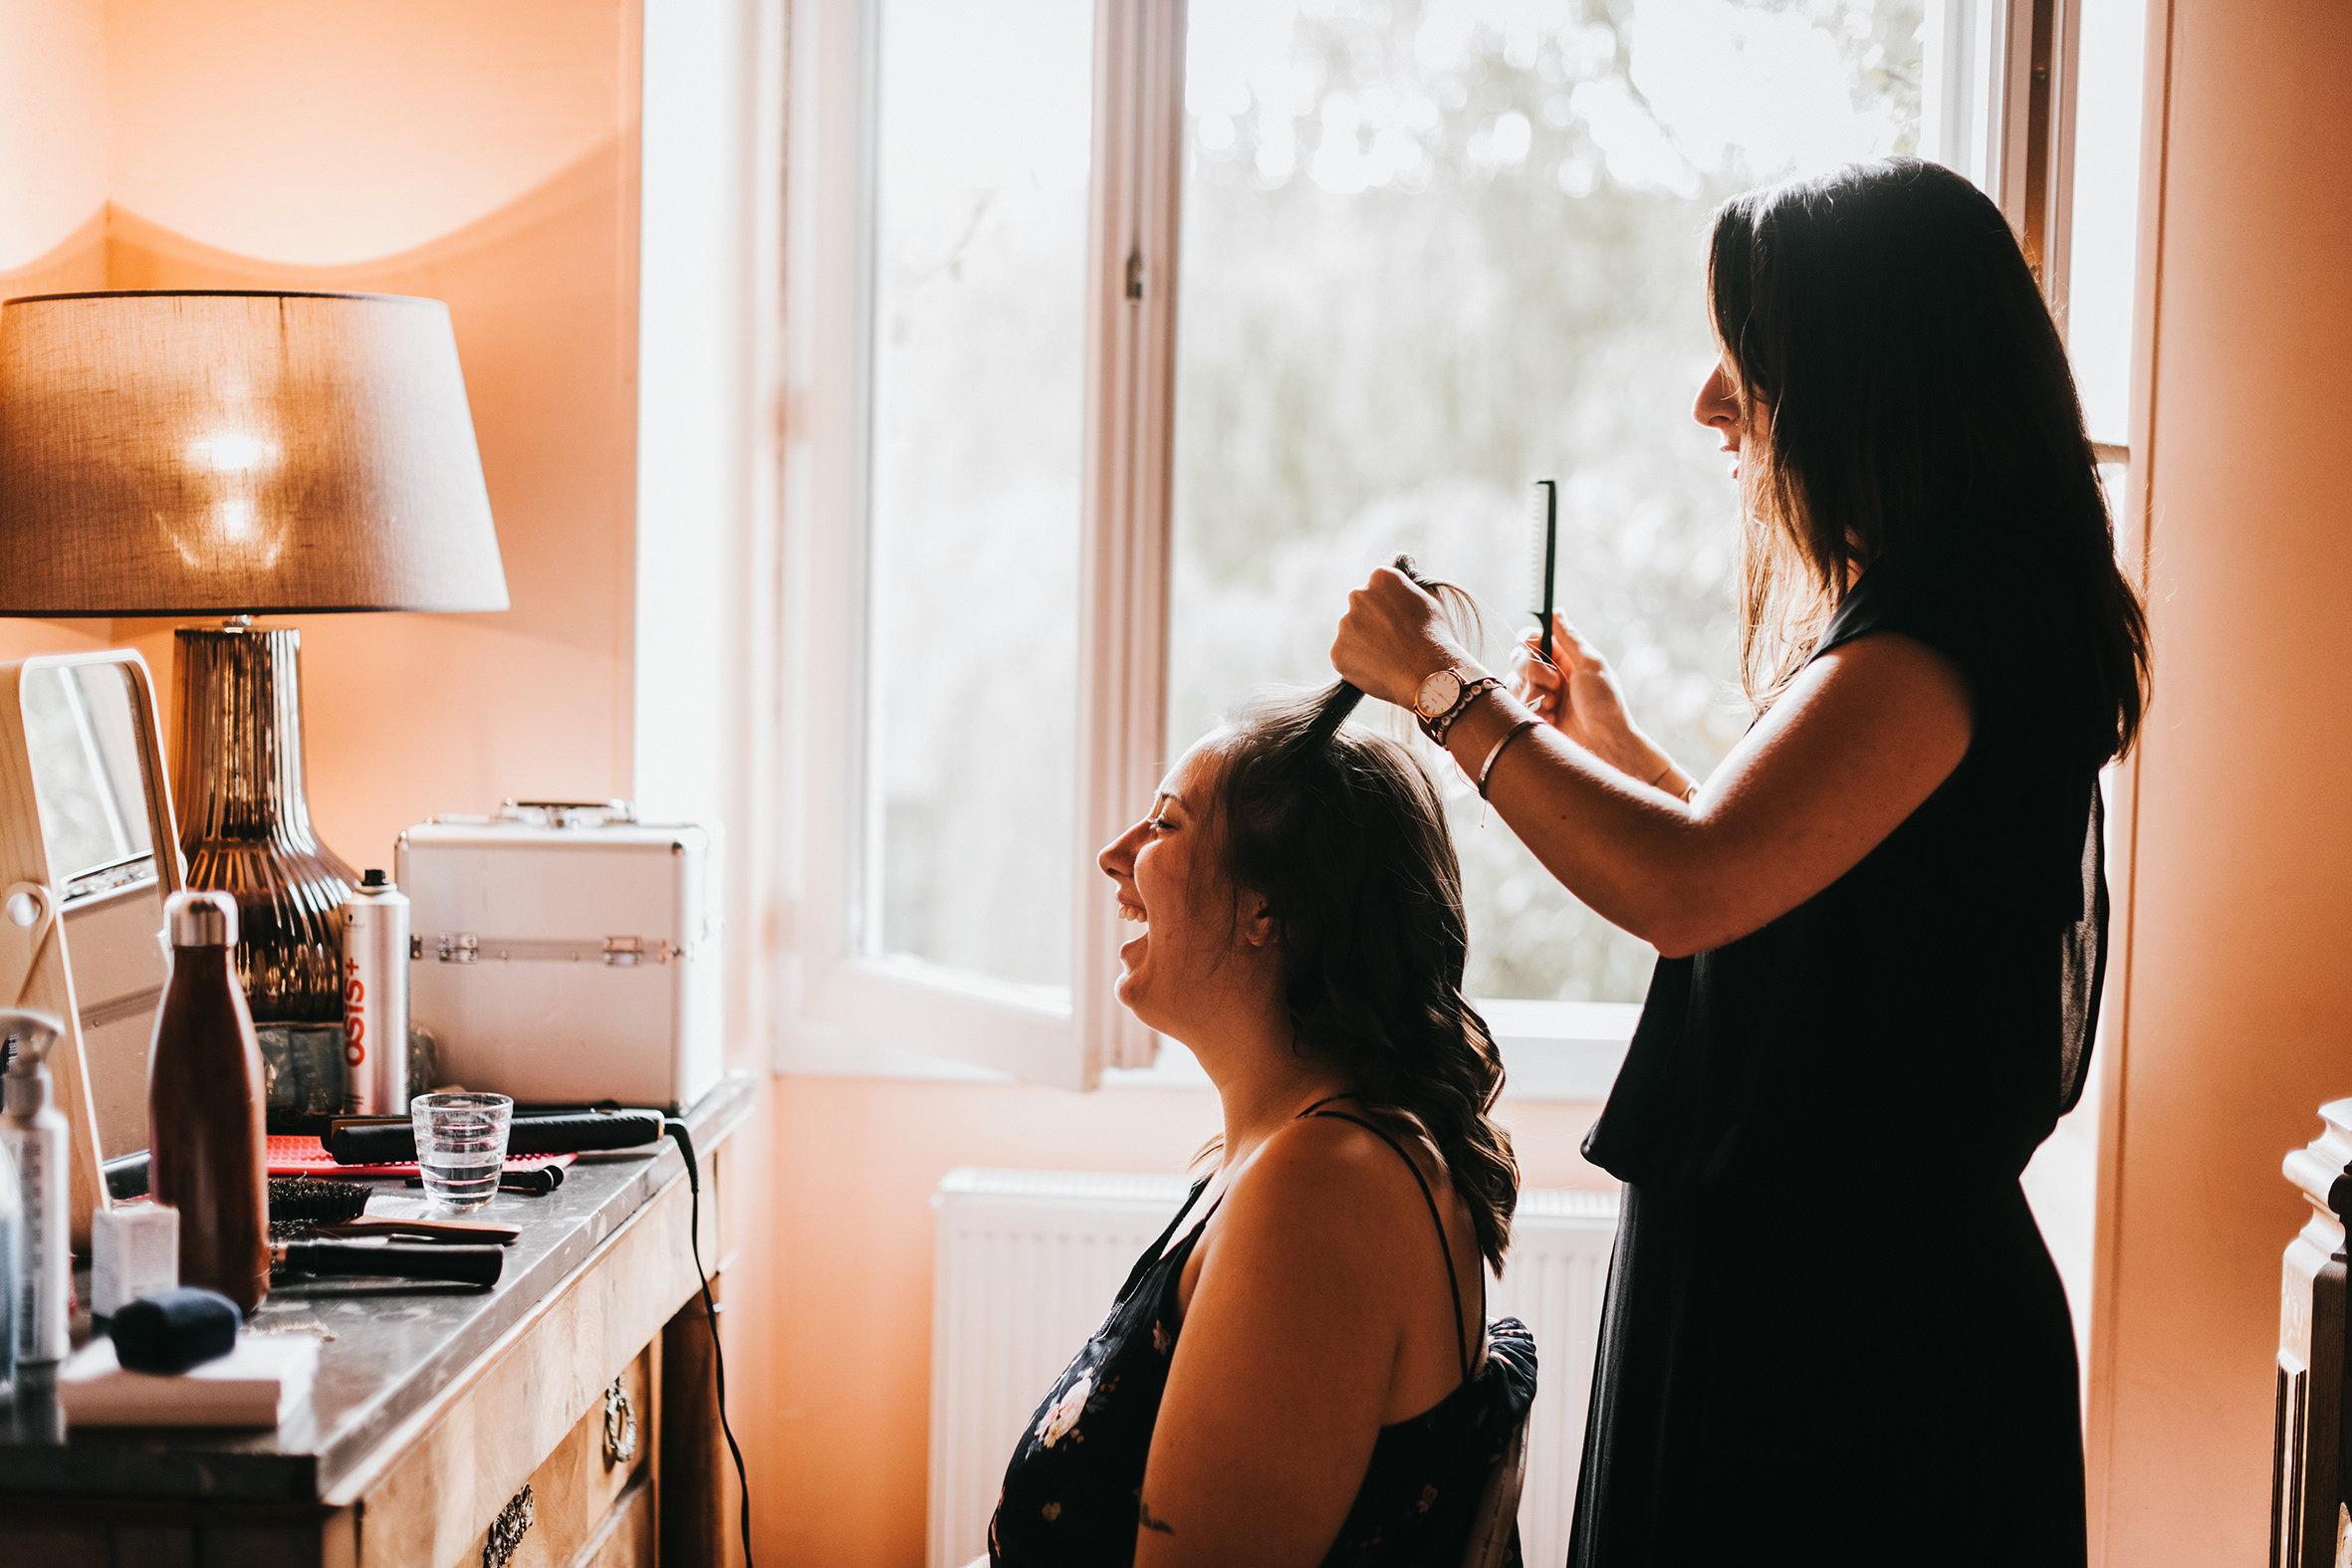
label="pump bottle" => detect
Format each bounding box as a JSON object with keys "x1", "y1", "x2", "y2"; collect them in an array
[
  {"x1": 0, "y1": 1140, "x2": 19, "y2": 1395},
  {"x1": 0, "y1": 1009, "x2": 72, "y2": 1365},
  {"x1": 148, "y1": 892, "x2": 270, "y2": 1312}
]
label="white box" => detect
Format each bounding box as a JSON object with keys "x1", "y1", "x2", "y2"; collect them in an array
[
  {"x1": 396, "y1": 802, "x2": 722, "y2": 1112},
  {"x1": 91, "y1": 1202, "x2": 178, "y2": 1318},
  {"x1": 61, "y1": 1333, "x2": 318, "y2": 1428}
]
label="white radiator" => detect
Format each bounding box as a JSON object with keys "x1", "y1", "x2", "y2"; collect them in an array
[{"x1": 928, "y1": 1168, "x2": 1621, "y2": 1568}]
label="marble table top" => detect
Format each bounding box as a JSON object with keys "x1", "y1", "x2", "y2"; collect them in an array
[{"x1": 0, "y1": 1070, "x2": 757, "y2": 1504}]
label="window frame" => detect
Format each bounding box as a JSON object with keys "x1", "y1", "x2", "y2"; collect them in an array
[
  {"x1": 781, "y1": 0, "x2": 1179, "y2": 1088},
  {"x1": 777, "y1": 0, "x2": 2106, "y2": 1092}
]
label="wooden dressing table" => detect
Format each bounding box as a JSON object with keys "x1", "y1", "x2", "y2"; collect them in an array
[{"x1": 0, "y1": 1071, "x2": 756, "y2": 1568}]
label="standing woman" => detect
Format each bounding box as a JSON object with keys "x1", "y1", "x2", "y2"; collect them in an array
[{"x1": 1331, "y1": 158, "x2": 2149, "y2": 1566}]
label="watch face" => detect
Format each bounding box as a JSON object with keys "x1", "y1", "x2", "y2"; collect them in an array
[{"x1": 1415, "y1": 669, "x2": 1464, "y2": 720}]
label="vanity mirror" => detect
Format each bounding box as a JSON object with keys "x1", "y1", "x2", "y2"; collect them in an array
[{"x1": 0, "y1": 650, "x2": 182, "y2": 1245}]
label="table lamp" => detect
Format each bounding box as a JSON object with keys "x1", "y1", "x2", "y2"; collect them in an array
[{"x1": 0, "y1": 289, "x2": 508, "y2": 1025}]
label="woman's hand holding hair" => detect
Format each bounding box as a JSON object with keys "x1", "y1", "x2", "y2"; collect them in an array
[
  {"x1": 1513, "y1": 613, "x2": 1678, "y2": 786},
  {"x1": 1329, "y1": 566, "x2": 1483, "y2": 708}
]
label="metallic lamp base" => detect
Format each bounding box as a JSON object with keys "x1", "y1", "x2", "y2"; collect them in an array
[{"x1": 174, "y1": 625, "x2": 356, "y2": 1023}]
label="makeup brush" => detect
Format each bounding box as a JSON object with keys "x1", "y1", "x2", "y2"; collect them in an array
[{"x1": 1529, "y1": 479, "x2": 1558, "y2": 667}]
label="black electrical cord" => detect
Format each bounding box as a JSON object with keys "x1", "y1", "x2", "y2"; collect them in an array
[{"x1": 665, "y1": 1118, "x2": 755, "y2": 1567}]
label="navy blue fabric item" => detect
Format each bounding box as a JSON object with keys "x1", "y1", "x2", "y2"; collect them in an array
[{"x1": 110, "y1": 1286, "x2": 241, "y2": 1374}]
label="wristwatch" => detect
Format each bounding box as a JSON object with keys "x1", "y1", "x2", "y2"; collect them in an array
[{"x1": 1412, "y1": 666, "x2": 1500, "y2": 745}]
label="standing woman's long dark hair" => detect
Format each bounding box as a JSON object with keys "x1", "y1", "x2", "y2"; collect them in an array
[{"x1": 1710, "y1": 157, "x2": 2151, "y2": 754}]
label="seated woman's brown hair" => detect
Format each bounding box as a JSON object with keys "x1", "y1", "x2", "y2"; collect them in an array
[{"x1": 1208, "y1": 679, "x2": 1519, "y2": 1270}]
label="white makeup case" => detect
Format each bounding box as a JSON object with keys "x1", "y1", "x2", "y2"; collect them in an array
[{"x1": 395, "y1": 800, "x2": 722, "y2": 1113}]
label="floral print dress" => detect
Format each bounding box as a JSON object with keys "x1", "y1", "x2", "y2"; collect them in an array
[{"x1": 989, "y1": 1106, "x2": 1538, "y2": 1567}]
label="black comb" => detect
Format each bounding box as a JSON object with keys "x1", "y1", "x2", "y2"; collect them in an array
[{"x1": 1529, "y1": 480, "x2": 1558, "y2": 666}]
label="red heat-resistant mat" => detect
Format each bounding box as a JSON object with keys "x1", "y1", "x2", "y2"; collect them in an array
[{"x1": 266, "y1": 1135, "x2": 576, "y2": 1181}]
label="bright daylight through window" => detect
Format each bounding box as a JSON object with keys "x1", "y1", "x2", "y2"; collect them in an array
[
  {"x1": 863, "y1": 0, "x2": 1095, "y2": 994},
  {"x1": 809, "y1": 0, "x2": 2138, "y2": 1080},
  {"x1": 1169, "y1": 0, "x2": 1929, "y2": 1003},
  {"x1": 866, "y1": 0, "x2": 1934, "y2": 1007}
]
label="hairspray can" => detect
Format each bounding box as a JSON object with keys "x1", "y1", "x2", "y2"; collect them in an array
[{"x1": 343, "y1": 870, "x2": 412, "y2": 1115}]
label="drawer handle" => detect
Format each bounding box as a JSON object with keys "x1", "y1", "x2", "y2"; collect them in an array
[
  {"x1": 603, "y1": 1378, "x2": 639, "y2": 1466},
  {"x1": 484, "y1": 1481, "x2": 534, "y2": 1568}
]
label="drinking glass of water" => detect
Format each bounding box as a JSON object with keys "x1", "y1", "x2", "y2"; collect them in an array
[{"x1": 411, "y1": 1092, "x2": 513, "y2": 1212}]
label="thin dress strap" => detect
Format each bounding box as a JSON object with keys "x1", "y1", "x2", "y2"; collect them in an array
[
  {"x1": 1297, "y1": 1106, "x2": 1478, "y2": 1385},
  {"x1": 1155, "y1": 1173, "x2": 1223, "y2": 1263}
]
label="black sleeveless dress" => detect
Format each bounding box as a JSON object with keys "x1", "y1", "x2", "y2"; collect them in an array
[
  {"x1": 1567, "y1": 535, "x2": 2109, "y2": 1566},
  {"x1": 990, "y1": 1102, "x2": 1538, "y2": 1566}
]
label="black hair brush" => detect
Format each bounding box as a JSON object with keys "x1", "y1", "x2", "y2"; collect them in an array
[
  {"x1": 262, "y1": 1176, "x2": 506, "y2": 1287},
  {"x1": 267, "y1": 1176, "x2": 517, "y2": 1288}
]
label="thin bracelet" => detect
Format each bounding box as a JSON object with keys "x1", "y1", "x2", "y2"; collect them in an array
[
  {"x1": 1478, "y1": 719, "x2": 1540, "y2": 799},
  {"x1": 1647, "y1": 756, "x2": 1700, "y2": 803}
]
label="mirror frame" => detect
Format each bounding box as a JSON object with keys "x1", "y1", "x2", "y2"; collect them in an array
[{"x1": 0, "y1": 649, "x2": 184, "y2": 1247}]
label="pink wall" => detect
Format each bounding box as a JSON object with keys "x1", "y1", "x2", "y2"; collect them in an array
[
  {"x1": 2089, "y1": 1, "x2": 2352, "y2": 1561},
  {"x1": 0, "y1": 0, "x2": 104, "y2": 300},
  {"x1": 2, "y1": 0, "x2": 644, "y2": 867}
]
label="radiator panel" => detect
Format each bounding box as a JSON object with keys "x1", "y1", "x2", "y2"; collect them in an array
[
  {"x1": 927, "y1": 1170, "x2": 1196, "y2": 1568},
  {"x1": 928, "y1": 1168, "x2": 1621, "y2": 1568},
  {"x1": 1489, "y1": 1187, "x2": 1621, "y2": 1562}
]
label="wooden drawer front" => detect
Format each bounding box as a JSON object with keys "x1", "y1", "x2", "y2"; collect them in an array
[
  {"x1": 351, "y1": 1171, "x2": 704, "y2": 1567},
  {"x1": 453, "y1": 1346, "x2": 652, "y2": 1568},
  {"x1": 571, "y1": 1472, "x2": 654, "y2": 1568}
]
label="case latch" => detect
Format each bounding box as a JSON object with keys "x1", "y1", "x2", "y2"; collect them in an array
[
  {"x1": 497, "y1": 797, "x2": 637, "y2": 829},
  {"x1": 437, "y1": 932, "x2": 480, "y2": 965}
]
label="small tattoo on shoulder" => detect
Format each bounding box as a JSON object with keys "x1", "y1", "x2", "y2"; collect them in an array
[{"x1": 1138, "y1": 1498, "x2": 1176, "y2": 1534}]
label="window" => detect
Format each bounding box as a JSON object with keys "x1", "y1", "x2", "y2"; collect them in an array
[
  {"x1": 862, "y1": 0, "x2": 1095, "y2": 998},
  {"x1": 781, "y1": 0, "x2": 2133, "y2": 1087},
  {"x1": 2060, "y1": 0, "x2": 2148, "y2": 456}
]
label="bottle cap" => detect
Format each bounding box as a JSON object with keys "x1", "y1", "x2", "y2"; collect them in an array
[
  {"x1": 360, "y1": 868, "x2": 392, "y2": 889},
  {"x1": 0, "y1": 1008, "x2": 64, "y2": 1115},
  {"x1": 166, "y1": 890, "x2": 240, "y2": 948}
]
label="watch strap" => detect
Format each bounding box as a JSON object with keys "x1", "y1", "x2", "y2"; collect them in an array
[{"x1": 1421, "y1": 676, "x2": 1501, "y2": 746}]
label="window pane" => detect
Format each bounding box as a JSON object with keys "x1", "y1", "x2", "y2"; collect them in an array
[
  {"x1": 1170, "y1": 0, "x2": 1927, "y2": 1003},
  {"x1": 863, "y1": 0, "x2": 1094, "y2": 990},
  {"x1": 1919, "y1": 0, "x2": 2002, "y2": 189},
  {"x1": 2066, "y1": 0, "x2": 2146, "y2": 447}
]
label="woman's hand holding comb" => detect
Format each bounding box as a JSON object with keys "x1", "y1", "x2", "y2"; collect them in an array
[{"x1": 1513, "y1": 613, "x2": 1675, "y2": 785}]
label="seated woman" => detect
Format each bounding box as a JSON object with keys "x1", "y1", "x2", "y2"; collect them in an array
[{"x1": 985, "y1": 681, "x2": 1537, "y2": 1568}]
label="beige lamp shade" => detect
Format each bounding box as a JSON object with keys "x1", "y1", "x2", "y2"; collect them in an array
[{"x1": 0, "y1": 290, "x2": 507, "y2": 615}]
